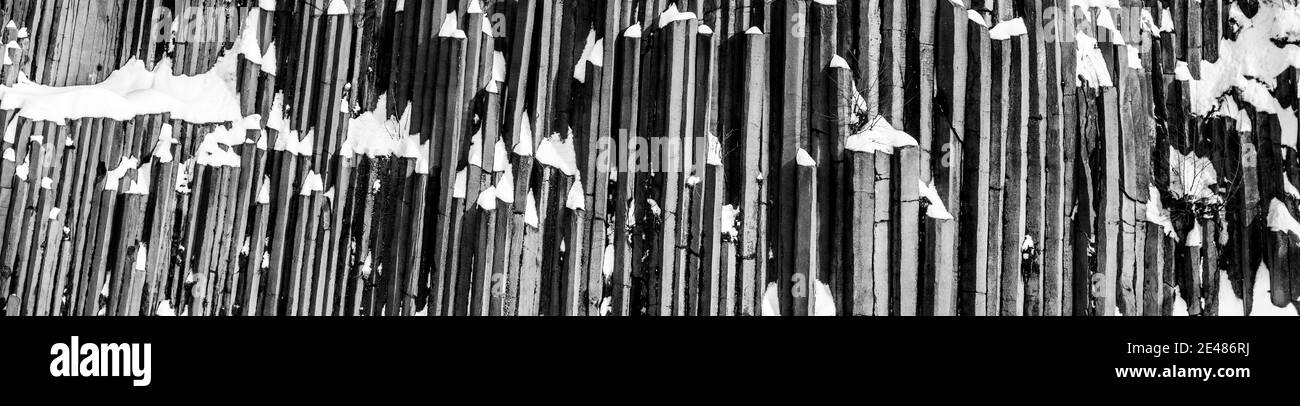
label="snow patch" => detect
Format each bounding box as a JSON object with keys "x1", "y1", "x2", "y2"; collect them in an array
[
  {"x1": 828, "y1": 55, "x2": 850, "y2": 70},
  {"x1": 452, "y1": 167, "x2": 468, "y2": 199},
  {"x1": 0, "y1": 53, "x2": 244, "y2": 125},
  {"x1": 124, "y1": 163, "x2": 151, "y2": 195},
  {"x1": 513, "y1": 114, "x2": 535, "y2": 156},
  {"x1": 1074, "y1": 32, "x2": 1113, "y2": 87},
  {"x1": 134, "y1": 243, "x2": 148, "y2": 271},
  {"x1": 1217, "y1": 271, "x2": 1245, "y2": 316},
  {"x1": 989, "y1": 18, "x2": 1028, "y2": 40},
  {"x1": 261, "y1": 42, "x2": 279, "y2": 76},
  {"x1": 174, "y1": 160, "x2": 192, "y2": 193},
  {"x1": 104, "y1": 157, "x2": 140, "y2": 191},
  {"x1": 918, "y1": 179, "x2": 954, "y2": 220},
  {"x1": 720, "y1": 204, "x2": 739, "y2": 237},
  {"x1": 1146, "y1": 184, "x2": 1178, "y2": 239},
  {"x1": 1171, "y1": 288, "x2": 1189, "y2": 316},
  {"x1": 271, "y1": 128, "x2": 314, "y2": 157},
  {"x1": 1126, "y1": 45, "x2": 1143, "y2": 70},
  {"x1": 495, "y1": 166, "x2": 515, "y2": 203},
  {"x1": 340, "y1": 100, "x2": 428, "y2": 166},
  {"x1": 13, "y1": 153, "x2": 27, "y2": 181},
  {"x1": 566, "y1": 179, "x2": 585, "y2": 210},
  {"x1": 707, "y1": 133, "x2": 723, "y2": 166},
  {"x1": 535, "y1": 130, "x2": 579, "y2": 176},
  {"x1": 573, "y1": 29, "x2": 600, "y2": 82},
  {"x1": 256, "y1": 175, "x2": 271, "y2": 204},
  {"x1": 759, "y1": 279, "x2": 837, "y2": 316},
  {"x1": 524, "y1": 189, "x2": 540, "y2": 228},
  {"x1": 300, "y1": 171, "x2": 324, "y2": 196},
  {"x1": 795, "y1": 148, "x2": 816, "y2": 167},
  {"x1": 1286, "y1": 172, "x2": 1300, "y2": 199},
  {"x1": 155, "y1": 300, "x2": 176, "y2": 316},
  {"x1": 492, "y1": 51, "x2": 507, "y2": 83},
  {"x1": 1267, "y1": 198, "x2": 1300, "y2": 241},
  {"x1": 625, "y1": 23, "x2": 643, "y2": 38},
  {"x1": 236, "y1": 12, "x2": 263, "y2": 65},
  {"x1": 1251, "y1": 262, "x2": 1299, "y2": 316},
  {"x1": 1173, "y1": 61, "x2": 1193, "y2": 80},
  {"x1": 967, "y1": 10, "x2": 987, "y2": 28},
  {"x1": 845, "y1": 116, "x2": 918, "y2": 154},
  {"x1": 477, "y1": 186, "x2": 498, "y2": 210},
  {"x1": 2, "y1": 117, "x2": 15, "y2": 143},
  {"x1": 1184, "y1": 3, "x2": 1300, "y2": 123},
  {"x1": 493, "y1": 139, "x2": 509, "y2": 172},
  {"x1": 657, "y1": 4, "x2": 697, "y2": 28},
  {"x1": 1185, "y1": 221, "x2": 1203, "y2": 247},
  {"x1": 359, "y1": 253, "x2": 373, "y2": 277},
  {"x1": 438, "y1": 12, "x2": 466, "y2": 39},
  {"x1": 1159, "y1": 8, "x2": 1175, "y2": 33}
]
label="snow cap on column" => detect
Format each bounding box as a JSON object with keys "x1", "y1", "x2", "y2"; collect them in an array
[{"x1": 326, "y1": 0, "x2": 349, "y2": 15}]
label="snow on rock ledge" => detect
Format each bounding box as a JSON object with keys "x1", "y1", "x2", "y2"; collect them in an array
[
  {"x1": 1267, "y1": 198, "x2": 1300, "y2": 241},
  {"x1": 845, "y1": 116, "x2": 918, "y2": 154},
  {"x1": 0, "y1": 54, "x2": 242, "y2": 125}
]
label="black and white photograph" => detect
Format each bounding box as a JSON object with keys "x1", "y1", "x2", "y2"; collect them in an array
[{"x1": 0, "y1": 0, "x2": 1296, "y2": 393}]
